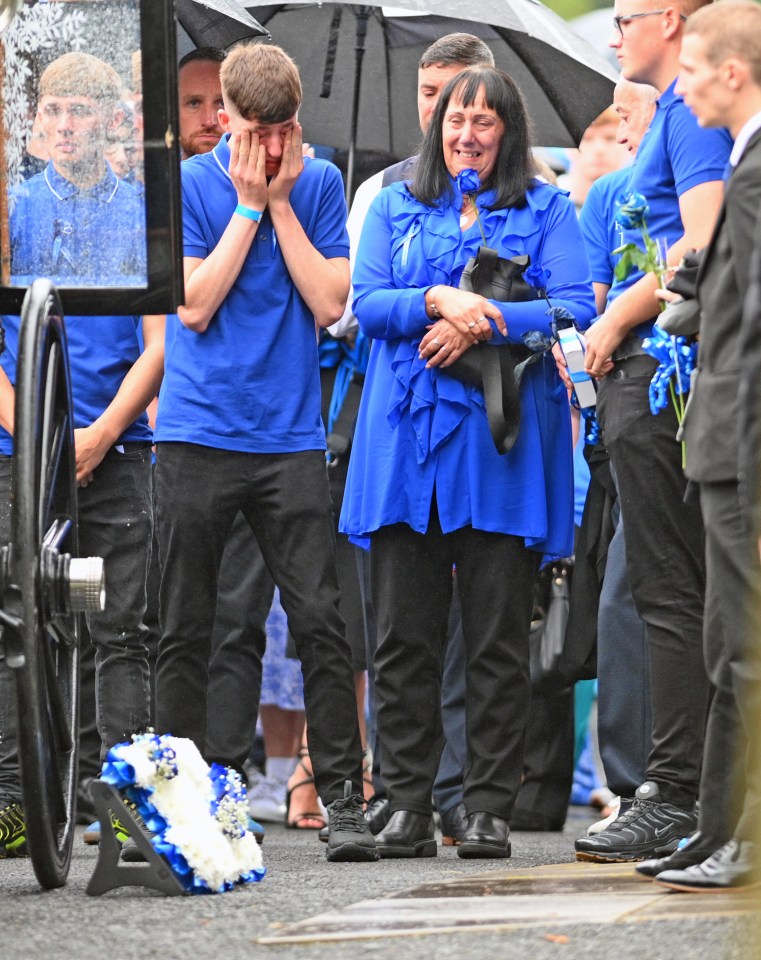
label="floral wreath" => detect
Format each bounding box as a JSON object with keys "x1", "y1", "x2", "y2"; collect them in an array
[{"x1": 101, "y1": 733, "x2": 265, "y2": 894}]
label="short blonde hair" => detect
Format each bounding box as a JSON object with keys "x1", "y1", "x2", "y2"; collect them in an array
[
  {"x1": 221, "y1": 43, "x2": 301, "y2": 123},
  {"x1": 678, "y1": 0, "x2": 715, "y2": 17},
  {"x1": 686, "y1": 0, "x2": 761, "y2": 85},
  {"x1": 39, "y1": 52, "x2": 122, "y2": 109}
]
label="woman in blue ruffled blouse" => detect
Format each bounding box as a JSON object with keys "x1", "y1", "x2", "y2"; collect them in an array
[{"x1": 340, "y1": 67, "x2": 595, "y2": 859}]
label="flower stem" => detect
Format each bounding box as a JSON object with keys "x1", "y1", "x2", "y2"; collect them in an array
[
  {"x1": 668, "y1": 378, "x2": 687, "y2": 469},
  {"x1": 470, "y1": 194, "x2": 487, "y2": 246}
]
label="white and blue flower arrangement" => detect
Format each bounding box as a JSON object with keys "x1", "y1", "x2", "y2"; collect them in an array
[{"x1": 101, "y1": 732, "x2": 266, "y2": 894}]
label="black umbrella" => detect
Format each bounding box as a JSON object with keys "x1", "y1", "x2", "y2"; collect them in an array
[
  {"x1": 247, "y1": 1, "x2": 617, "y2": 194},
  {"x1": 178, "y1": 0, "x2": 269, "y2": 49}
]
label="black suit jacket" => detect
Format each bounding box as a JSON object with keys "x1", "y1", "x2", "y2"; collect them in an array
[
  {"x1": 738, "y1": 206, "x2": 761, "y2": 536},
  {"x1": 683, "y1": 128, "x2": 761, "y2": 483}
]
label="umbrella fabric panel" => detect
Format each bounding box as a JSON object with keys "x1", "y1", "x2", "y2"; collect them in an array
[
  {"x1": 250, "y1": 5, "x2": 616, "y2": 153},
  {"x1": 385, "y1": 16, "x2": 614, "y2": 150},
  {"x1": 177, "y1": 0, "x2": 268, "y2": 49},
  {"x1": 254, "y1": 7, "x2": 395, "y2": 156}
]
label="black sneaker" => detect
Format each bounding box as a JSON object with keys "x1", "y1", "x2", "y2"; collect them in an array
[
  {"x1": 574, "y1": 781, "x2": 697, "y2": 863},
  {"x1": 0, "y1": 800, "x2": 28, "y2": 858},
  {"x1": 325, "y1": 780, "x2": 379, "y2": 862},
  {"x1": 112, "y1": 798, "x2": 147, "y2": 841}
]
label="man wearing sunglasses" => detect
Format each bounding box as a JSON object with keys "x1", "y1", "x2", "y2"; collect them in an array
[{"x1": 576, "y1": 2, "x2": 732, "y2": 866}]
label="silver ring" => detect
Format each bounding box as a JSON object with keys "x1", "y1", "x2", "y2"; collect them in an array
[
  {"x1": 467, "y1": 320, "x2": 477, "y2": 329},
  {"x1": 440, "y1": 344, "x2": 449, "y2": 352},
  {"x1": 432, "y1": 337, "x2": 441, "y2": 347},
  {"x1": 478, "y1": 315, "x2": 488, "y2": 324}
]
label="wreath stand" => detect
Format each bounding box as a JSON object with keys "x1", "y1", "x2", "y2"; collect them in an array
[{"x1": 86, "y1": 780, "x2": 186, "y2": 896}]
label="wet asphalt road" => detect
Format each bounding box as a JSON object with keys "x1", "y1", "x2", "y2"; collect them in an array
[{"x1": 0, "y1": 809, "x2": 757, "y2": 960}]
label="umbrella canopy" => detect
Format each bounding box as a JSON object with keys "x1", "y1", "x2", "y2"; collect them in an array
[
  {"x1": 247, "y1": 1, "x2": 617, "y2": 158},
  {"x1": 178, "y1": 0, "x2": 268, "y2": 49}
]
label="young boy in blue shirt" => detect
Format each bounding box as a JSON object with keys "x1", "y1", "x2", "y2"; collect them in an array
[
  {"x1": 0, "y1": 52, "x2": 160, "y2": 856},
  {"x1": 153, "y1": 42, "x2": 377, "y2": 863}
]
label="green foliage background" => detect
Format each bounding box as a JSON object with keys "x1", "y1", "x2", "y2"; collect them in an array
[{"x1": 547, "y1": 0, "x2": 610, "y2": 23}]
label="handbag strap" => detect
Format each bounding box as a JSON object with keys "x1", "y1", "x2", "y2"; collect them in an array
[{"x1": 480, "y1": 347, "x2": 520, "y2": 455}]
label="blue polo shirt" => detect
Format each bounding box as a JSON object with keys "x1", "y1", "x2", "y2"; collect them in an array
[
  {"x1": 0, "y1": 163, "x2": 151, "y2": 456},
  {"x1": 0, "y1": 313, "x2": 151, "y2": 456},
  {"x1": 606, "y1": 80, "x2": 731, "y2": 338},
  {"x1": 9, "y1": 162, "x2": 146, "y2": 285},
  {"x1": 155, "y1": 135, "x2": 349, "y2": 453},
  {"x1": 580, "y1": 166, "x2": 633, "y2": 296}
]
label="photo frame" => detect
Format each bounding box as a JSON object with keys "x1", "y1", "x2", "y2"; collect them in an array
[{"x1": 0, "y1": 0, "x2": 182, "y2": 314}]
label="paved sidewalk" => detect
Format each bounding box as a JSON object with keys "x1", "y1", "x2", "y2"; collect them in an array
[{"x1": 259, "y1": 859, "x2": 760, "y2": 948}]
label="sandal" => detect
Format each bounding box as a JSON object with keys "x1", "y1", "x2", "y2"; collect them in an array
[{"x1": 285, "y1": 750, "x2": 326, "y2": 830}]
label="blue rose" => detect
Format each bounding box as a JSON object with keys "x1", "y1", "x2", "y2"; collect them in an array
[
  {"x1": 525, "y1": 263, "x2": 551, "y2": 290},
  {"x1": 456, "y1": 168, "x2": 481, "y2": 195},
  {"x1": 615, "y1": 191, "x2": 650, "y2": 231}
]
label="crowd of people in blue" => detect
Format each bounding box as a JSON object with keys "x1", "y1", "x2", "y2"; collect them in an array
[{"x1": 0, "y1": 0, "x2": 760, "y2": 895}]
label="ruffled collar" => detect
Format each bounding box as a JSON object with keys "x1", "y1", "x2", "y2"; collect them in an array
[
  {"x1": 387, "y1": 177, "x2": 562, "y2": 289},
  {"x1": 383, "y1": 177, "x2": 561, "y2": 462}
]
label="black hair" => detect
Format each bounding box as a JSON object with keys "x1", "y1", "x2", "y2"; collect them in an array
[
  {"x1": 419, "y1": 33, "x2": 494, "y2": 70},
  {"x1": 411, "y1": 67, "x2": 536, "y2": 211},
  {"x1": 178, "y1": 47, "x2": 226, "y2": 72}
]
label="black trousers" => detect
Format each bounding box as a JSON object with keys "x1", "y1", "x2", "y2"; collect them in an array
[
  {"x1": 597, "y1": 496, "x2": 651, "y2": 799},
  {"x1": 370, "y1": 509, "x2": 539, "y2": 820},
  {"x1": 205, "y1": 511, "x2": 275, "y2": 773},
  {"x1": 154, "y1": 442, "x2": 363, "y2": 803},
  {"x1": 698, "y1": 482, "x2": 761, "y2": 845},
  {"x1": 597, "y1": 361, "x2": 709, "y2": 810}
]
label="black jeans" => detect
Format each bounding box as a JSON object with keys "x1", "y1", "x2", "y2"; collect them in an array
[
  {"x1": 154, "y1": 442, "x2": 363, "y2": 803},
  {"x1": 597, "y1": 361, "x2": 709, "y2": 810},
  {"x1": 0, "y1": 447, "x2": 153, "y2": 801},
  {"x1": 370, "y1": 507, "x2": 540, "y2": 820}
]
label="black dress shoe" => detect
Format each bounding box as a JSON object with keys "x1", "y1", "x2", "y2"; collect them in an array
[
  {"x1": 439, "y1": 802, "x2": 467, "y2": 846},
  {"x1": 635, "y1": 831, "x2": 717, "y2": 878},
  {"x1": 375, "y1": 810, "x2": 437, "y2": 858},
  {"x1": 365, "y1": 795, "x2": 391, "y2": 835},
  {"x1": 655, "y1": 838, "x2": 760, "y2": 891},
  {"x1": 458, "y1": 812, "x2": 511, "y2": 859}
]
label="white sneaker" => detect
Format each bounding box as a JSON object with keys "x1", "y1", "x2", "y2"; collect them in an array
[
  {"x1": 587, "y1": 795, "x2": 621, "y2": 835},
  {"x1": 248, "y1": 773, "x2": 287, "y2": 823}
]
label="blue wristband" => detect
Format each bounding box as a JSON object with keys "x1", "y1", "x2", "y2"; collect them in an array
[{"x1": 234, "y1": 204, "x2": 263, "y2": 222}]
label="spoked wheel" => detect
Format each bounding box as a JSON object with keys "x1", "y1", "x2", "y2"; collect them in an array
[{"x1": 2, "y1": 280, "x2": 104, "y2": 889}]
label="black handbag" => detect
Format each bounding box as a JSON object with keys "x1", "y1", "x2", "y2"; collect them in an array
[
  {"x1": 442, "y1": 247, "x2": 544, "y2": 454},
  {"x1": 529, "y1": 561, "x2": 572, "y2": 691}
]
